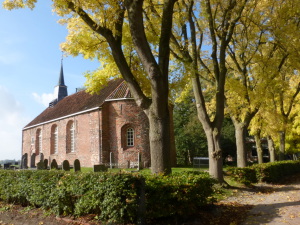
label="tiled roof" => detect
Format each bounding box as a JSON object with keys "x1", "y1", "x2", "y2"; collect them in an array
[
  {"x1": 106, "y1": 80, "x2": 132, "y2": 100},
  {"x1": 24, "y1": 79, "x2": 127, "y2": 129}
]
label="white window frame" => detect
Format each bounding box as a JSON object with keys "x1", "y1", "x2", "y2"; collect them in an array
[
  {"x1": 126, "y1": 128, "x2": 134, "y2": 147},
  {"x1": 70, "y1": 122, "x2": 75, "y2": 152},
  {"x1": 54, "y1": 126, "x2": 58, "y2": 154},
  {"x1": 38, "y1": 130, "x2": 42, "y2": 153}
]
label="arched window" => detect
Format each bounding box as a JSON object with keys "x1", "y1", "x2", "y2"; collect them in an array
[
  {"x1": 126, "y1": 128, "x2": 134, "y2": 147},
  {"x1": 51, "y1": 125, "x2": 58, "y2": 154},
  {"x1": 35, "y1": 129, "x2": 42, "y2": 155},
  {"x1": 66, "y1": 120, "x2": 75, "y2": 153},
  {"x1": 121, "y1": 124, "x2": 135, "y2": 149}
]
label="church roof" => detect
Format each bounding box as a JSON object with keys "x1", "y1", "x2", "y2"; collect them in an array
[{"x1": 24, "y1": 79, "x2": 131, "y2": 129}]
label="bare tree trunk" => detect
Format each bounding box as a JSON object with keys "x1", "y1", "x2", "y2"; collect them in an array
[
  {"x1": 254, "y1": 133, "x2": 263, "y2": 164},
  {"x1": 191, "y1": 76, "x2": 224, "y2": 182},
  {"x1": 148, "y1": 106, "x2": 171, "y2": 174},
  {"x1": 233, "y1": 123, "x2": 247, "y2": 167},
  {"x1": 279, "y1": 131, "x2": 285, "y2": 160},
  {"x1": 204, "y1": 128, "x2": 223, "y2": 182},
  {"x1": 267, "y1": 135, "x2": 276, "y2": 162}
]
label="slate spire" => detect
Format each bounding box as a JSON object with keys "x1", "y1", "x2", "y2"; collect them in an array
[
  {"x1": 49, "y1": 58, "x2": 68, "y2": 107},
  {"x1": 58, "y1": 61, "x2": 66, "y2": 86}
]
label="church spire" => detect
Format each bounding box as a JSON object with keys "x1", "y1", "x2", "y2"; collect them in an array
[
  {"x1": 49, "y1": 57, "x2": 68, "y2": 107},
  {"x1": 58, "y1": 59, "x2": 66, "y2": 86}
]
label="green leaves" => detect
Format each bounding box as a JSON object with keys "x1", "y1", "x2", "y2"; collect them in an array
[
  {"x1": 0, "y1": 170, "x2": 217, "y2": 223},
  {"x1": 228, "y1": 160, "x2": 300, "y2": 185}
]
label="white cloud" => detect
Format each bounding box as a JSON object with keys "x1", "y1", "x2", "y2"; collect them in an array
[
  {"x1": 32, "y1": 92, "x2": 55, "y2": 107},
  {"x1": 0, "y1": 86, "x2": 29, "y2": 160}
]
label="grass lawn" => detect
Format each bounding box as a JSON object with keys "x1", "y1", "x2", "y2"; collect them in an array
[{"x1": 77, "y1": 166, "x2": 209, "y2": 174}]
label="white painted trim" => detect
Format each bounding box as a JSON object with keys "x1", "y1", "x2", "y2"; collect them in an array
[{"x1": 23, "y1": 106, "x2": 101, "y2": 130}]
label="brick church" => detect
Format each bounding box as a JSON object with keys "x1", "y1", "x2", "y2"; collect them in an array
[{"x1": 21, "y1": 63, "x2": 158, "y2": 168}]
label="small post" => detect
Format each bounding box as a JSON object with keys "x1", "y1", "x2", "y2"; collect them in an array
[
  {"x1": 110, "y1": 152, "x2": 113, "y2": 169},
  {"x1": 137, "y1": 178, "x2": 146, "y2": 225}
]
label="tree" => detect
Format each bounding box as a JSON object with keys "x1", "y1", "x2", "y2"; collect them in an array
[
  {"x1": 4, "y1": 0, "x2": 179, "y2": 174},
  {"x1": 261, "y1": 0, "x2": 300, "y2": 160},
  {"x1": 224, "y1": 0, "x2": 268, "y2": 167},
  {"x1": 174, "y1": 91, "x2": 236, "y2": 166},
  {"x1": 173, "y1": 92, "x2": 208, "y2": 165},
  {"x1": 169, "y1": 0, "x2": 248, "y2": 182}
]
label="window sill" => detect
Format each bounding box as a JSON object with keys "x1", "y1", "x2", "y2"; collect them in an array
[
  {"x1": 67, "y1": 152, "x2": 76, "y2": 155},
  {"x1": 122, "y1": 146, "x2": 135, "y2": 151}
]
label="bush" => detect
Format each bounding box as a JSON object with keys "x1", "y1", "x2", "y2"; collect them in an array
[
  {"x1": 253, "y1": 160, "x2": 300, "y2": 183},
  {"x1": 145, "y1": 171, "x2": 216, "y2": 219},
  {"x1": 0, "y1": 170, "x2": 216, "y2": 223},
  {"x1": 227, "y1": 167, "x2": 257, "y2": 186},
  {"x1": 228, "y1": 160, "x2": 300, "y2": 185}
]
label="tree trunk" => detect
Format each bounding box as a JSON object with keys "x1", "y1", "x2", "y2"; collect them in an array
[
  {"x1": 267, "y1": 135, "x2": 276, "y2": 162},
  {"x1": 254, "y1": 134, "x2": 263, "y2": 164},
  {"x1": 279, "y1": 131, "x2": 285, "y2": 160},
  {"x1": 148, "y1": 105, "x2": 171, "y2": 175},
  {"x1": 204, "y1": 128, "x2": 223, "y2": 183},
  {"x1": 233, "y1": 123, "x2": 247, "y2": 167}
]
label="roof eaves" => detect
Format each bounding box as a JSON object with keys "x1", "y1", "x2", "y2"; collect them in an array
[{"x1": 23, "y1": 106, "x2": 101, "y2": 130}]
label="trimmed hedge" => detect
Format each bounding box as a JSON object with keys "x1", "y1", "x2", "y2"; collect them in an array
[
  {"x1": 254, "y1": 160, "x2": 300, "y2": 183},
  {"x1": 0, "y1": 170, "x2": 216, "y2": 224},
  {"x1": 226, "y1": 167, "x2": 257, "y2": 186},
  {"x1": 228, "y1": 160, "x2": 300, "y2": 185}
]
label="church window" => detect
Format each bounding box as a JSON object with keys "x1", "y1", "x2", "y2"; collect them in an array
[
  {"x1": 121, "y1": 124, "x2": 135, "y2": 149},
  {"x1": 51, "y1": 125, "x2": 58, "y2": 154},
  {"x1": 66, "y1": 120, "x2": 75, "y2": 153},
  {"x1": 35, "y1": 129, "x2": 42, "y2": 155},
  {"x1": 127, "y1": 128, "x2": 134, "y2": 147}
]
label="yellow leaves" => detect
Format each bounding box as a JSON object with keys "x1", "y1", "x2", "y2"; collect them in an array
[
  {"x1": 3, "y1": 0, "x2": 36, "y2": 10},
  {"x1": 174, "y1": 81, "x2": 192, "y2": 103},
  {"x1": 84, "y1": 61, "x2": 120, "y2": 95}
]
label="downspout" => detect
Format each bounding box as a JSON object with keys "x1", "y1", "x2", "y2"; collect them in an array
[
  {"x1": 98, "y1": 108, "x2": 102, "y2": 164},
  {"x1": 21, "y1": 129, "x2": 24, "y2": 169}
]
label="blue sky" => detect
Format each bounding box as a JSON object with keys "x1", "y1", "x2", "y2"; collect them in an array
[{"x1": 0, "y1": 1, "x2": 99, "y2": 160}]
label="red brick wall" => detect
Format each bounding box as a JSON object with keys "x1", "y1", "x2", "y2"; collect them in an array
[
  {"x1": 22, "y1": 110, "x2": 102, "y2": 168},
  {"x1": 22, "y1": 99, "x2": 151, "y2": 168},
  {"x1": 104, "y1": 100, "x2": 150, "y2": 168}
]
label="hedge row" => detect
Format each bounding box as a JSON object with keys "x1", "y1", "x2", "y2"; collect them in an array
[
  {"x1": 228, "y1": 160, "x2": 300, "y2": 185},
  {"x1": 0, "y1": 170, "x2": 216, "y2": 223}
]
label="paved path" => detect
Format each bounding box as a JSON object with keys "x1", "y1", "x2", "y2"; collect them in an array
[{"x1": 222, "y1": 174, "x2": 300, "y2": 225}]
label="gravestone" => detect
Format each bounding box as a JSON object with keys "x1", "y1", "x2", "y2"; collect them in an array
[
  {"x1": 50, "y1": 159, "x2": 58, "y2": 169},
  {"x1": 21, "y1": 153, "x2": 28, "y2": 169},
  {"x1": 93, "y1": 164, "x2": 107, "y2": 172},
  {"x1": 30, "y1": 153, "x2": 36, "y2": 168},
  {"x1": 44, "y1": 159, "x2": 48, "y2": 169},
  {"x1": 37, "y1": 161, "x2": 45, "y2": 170},
  {"x1": 74, "y1": 159, "x2": 81, "y2": 172},
  {"x1": 62, "y1": 160, "x2": 70, "y2": 171}
]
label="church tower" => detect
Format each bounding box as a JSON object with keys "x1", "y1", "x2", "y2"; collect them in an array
[{"x1": 49, "y1": 60, "x2": 68, "y2": 107}]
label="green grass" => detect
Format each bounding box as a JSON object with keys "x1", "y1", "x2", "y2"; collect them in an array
[{"x1": 76, "y1": 166, "x2": 208, "y2": 174}]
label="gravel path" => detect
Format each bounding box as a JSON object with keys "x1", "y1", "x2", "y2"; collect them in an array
[{"x1": 221, "y1": 173, "x2": 300, "y2": 225}]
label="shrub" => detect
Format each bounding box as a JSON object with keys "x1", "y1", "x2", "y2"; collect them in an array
[
  {"x1": 227, "y1": 167, "x2": 257, "y2": 186},
  {"x1": 0, "y1": 170, "x2": 216, "y2": 224},
  {"x1": 145, "y1": 171, "x2": 216, "y2": 218},
  {"x1": 253, "y1": 160, "x2": 300, "y2": 183},
  {"x1": 228, "y1": 160, "x2": 300, "y2": 185}
]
